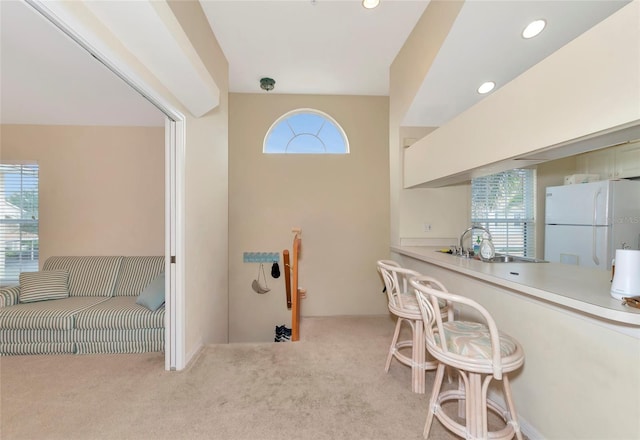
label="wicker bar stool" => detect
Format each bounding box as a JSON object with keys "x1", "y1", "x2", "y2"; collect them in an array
[
  {"x1": 410, "y1": 275, "x2": 524, "y2": 440},
  {"x1": 377, "y1": 260, "x2": 451, "y2": 394}
]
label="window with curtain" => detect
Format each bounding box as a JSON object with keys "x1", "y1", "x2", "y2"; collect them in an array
[
  {"x1": 471, "y1": 168, "x2": 536, "y2": 257},
  {"x1": 0, "y1": 163, "x2": 39, "y2": 284}
]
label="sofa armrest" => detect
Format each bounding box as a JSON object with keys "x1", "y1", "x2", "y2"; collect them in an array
[{"x1": 0, "y1": 285, "x2": 20, "y2": 308}]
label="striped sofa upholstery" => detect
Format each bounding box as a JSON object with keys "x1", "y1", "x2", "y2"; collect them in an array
[{"x1": 0, "y1": 256, "x2": 165, "y2": 356}]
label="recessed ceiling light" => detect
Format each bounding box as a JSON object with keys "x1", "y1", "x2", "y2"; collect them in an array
[
  {"x1": 477, "y1": 81, "x2": 496, "y2": 94},
  {"x1": 522, "y1": 19, "x2": 546, "y2": 39},
  {"x1": 362, "y1": 0, "x2": 380, "y2": 9}
]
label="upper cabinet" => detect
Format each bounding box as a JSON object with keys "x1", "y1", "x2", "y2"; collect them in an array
[
  {"x1": 577, "y1": 140, "x2": 640, "y2": 180},
  {"x1": 615, "y1": 142, "x2": 640, "y2": 179},
  {"x1": 576, "y1": 149, "x2": 613, "y2": 179}
]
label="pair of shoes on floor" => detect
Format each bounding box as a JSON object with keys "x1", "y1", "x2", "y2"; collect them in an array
[{"x1": 274, "y1": 324, "x2": 291, "y2": 342}]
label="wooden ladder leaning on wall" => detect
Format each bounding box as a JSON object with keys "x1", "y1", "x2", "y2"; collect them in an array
[{"x1": 283, "y1": 228, "x2": 302, "y2": 341}]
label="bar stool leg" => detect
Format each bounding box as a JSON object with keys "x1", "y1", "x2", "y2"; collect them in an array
[
  {"x1": 385, "y1": 317, "x2": 403, "y2": 372},
  {"x1": 466, "y1": 373, "x2": 484, "y2": 440},
  {"x1": 412, "y1": 319, "x2": 425, "y2": 393},
  {"x1": 457, "y1": 374, "x2": 466, "y2": 418},
  {"x1": 502, "y1": 374, "x2": 523, "y2": 440},
  {"x1": 423, "y1": 362, "x2": 446, "y2": 438}
]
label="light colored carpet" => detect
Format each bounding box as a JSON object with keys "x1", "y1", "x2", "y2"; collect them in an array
[{"x1": 0, "y1": 316, "x2": 482, "y2": 440}]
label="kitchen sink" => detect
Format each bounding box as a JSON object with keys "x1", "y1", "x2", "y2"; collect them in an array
[
  {"x1": 483, "y1": 254, "x2": 548, "y2": 263},
  {"x1": 436, "y1": 249, "x2": 548, "y2": 263}
]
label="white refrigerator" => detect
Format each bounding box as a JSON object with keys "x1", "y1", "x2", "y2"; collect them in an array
[{"x1": 544, "y1": 179, "x2": 640, "y2": 270}]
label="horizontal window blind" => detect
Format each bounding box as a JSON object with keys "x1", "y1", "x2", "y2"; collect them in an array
[
  {"x1": 471, "y1": 169, "x2": 535, "y2": 257},
  {"x1": 0, "y1": 164, "x2": 39, "y2": 284}
]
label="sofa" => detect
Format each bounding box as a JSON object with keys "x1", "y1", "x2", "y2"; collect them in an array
[{"x1": 0, "y1": 256, "x2": 165, "y2": 356}]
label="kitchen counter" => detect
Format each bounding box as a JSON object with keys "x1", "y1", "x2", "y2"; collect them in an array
[
  {"x1": 391, "y1": 245, "x2": 640, "y2": 327},
  {"x1": 393, "y1": 245, "x2": 640, "y2": 439}
]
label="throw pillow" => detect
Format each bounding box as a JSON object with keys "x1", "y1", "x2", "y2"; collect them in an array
[
  {"x1": 136, "y1": 272, "x2": 165, "y2": 311},
  {"x1": 19, "y1": 270, "x2": 70, "y2": 303}
]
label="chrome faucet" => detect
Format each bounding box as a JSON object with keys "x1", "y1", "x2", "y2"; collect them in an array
[{"x1": 459, "y1": 225, "x2": 493, "y2": 255}]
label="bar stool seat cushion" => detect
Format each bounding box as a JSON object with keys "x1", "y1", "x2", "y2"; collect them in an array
[
  {"x1": 389, "y1": 293, "x2": 446, "y2": 315},
  {"x1": 437, "y1": 321, "x2": 518, "y2": 360},
  {"x1": 394, "y1": 292, "x2": 420, "y2": 311}
]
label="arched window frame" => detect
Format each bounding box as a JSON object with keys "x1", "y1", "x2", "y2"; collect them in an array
[{"x1": 263, "y1": 108, "x2": 350, "y2": 154}]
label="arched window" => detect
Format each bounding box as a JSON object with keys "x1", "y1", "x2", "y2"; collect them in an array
[{"x1": 263, "y1": 109, "x2": 349, "y2": 154}]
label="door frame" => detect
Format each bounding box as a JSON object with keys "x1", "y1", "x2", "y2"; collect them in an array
[
  {"x1": 27, "y1": 0, "x2": 187, "y2": 370},
  {"x1": 165, "y1": 119, "x2": 186, "y2": 370}
]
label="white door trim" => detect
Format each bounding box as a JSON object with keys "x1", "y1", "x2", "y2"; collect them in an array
[
  {"x1": 27, "y1": 0, "x2": 187, "y2": 370},
  {"x1": 165, "y1": 119, "x2": 186, "y2": 371}
]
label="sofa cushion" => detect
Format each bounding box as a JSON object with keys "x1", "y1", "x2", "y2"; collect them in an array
[
  {"x1": 0, "y1": 343, "x2": 75, "y2": 355},
  {"x1": 0, "y1": 329, "x2": 164, "y2": 355},
  {"x1": 74, "y1": 297, "x2": 164, "y2": 330},
  {"x1": 113, "y1": 256, "x2": 165, "y2": 297},
  {"x1": 73, "y1": 328, "x2": 164, "y2": 343},
  {"x1": 73, "y1": 329, "x2": 164, "y2": 354},
  {"x1": 19, "y1": 270, "x2": 70, "y2": 303},
  {"x1": 0, "y1": 329, "x2": 74, "y2": 344},
  {"x1": 0, "y1": 285, "x2": 21, "y2": 308},
  {"x1": 0, "y1": 297, "x2": 111, "y2": 330},
  {"x1": 76, "y1": 340, "x2": 164, "y2": 355},
  {"x1": 42, "y1": 256, "x2": 123, "y2": 297},
  {"x1": 136, "y1": 272, "x2": 165, "y2": 311}
]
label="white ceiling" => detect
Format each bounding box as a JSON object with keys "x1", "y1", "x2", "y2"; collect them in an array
[
  {"x1": 404, "y1": 0, "x2": 630, "y2": 126},
  {"x1": 0, "y1": 0, "x2": 631, "y2": 128},
  {"x1": 199, "y1": 0, "x2": 428, "y2": 96},
  {"x1": 0, "y1": 0, "x2": 165, "y2": 127}
]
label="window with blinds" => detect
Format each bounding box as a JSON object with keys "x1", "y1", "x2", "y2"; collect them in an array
[
  {"x1": 471, "y1": 169, "x2": 536, "y2": 257},
  {"x1": 0, "y1": 163, "x2": 39, "y2": 284}
]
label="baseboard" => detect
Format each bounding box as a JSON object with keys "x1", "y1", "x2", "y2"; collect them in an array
[
  {"x1": 518, "y1": 416, "x2": 544, "y2": 440},
  {"x1": 487, "y1": 389, "x2": 544, "y2": 440},
  {"x1": 181, "y1": 339, "x2": 204, "y2": 371}
]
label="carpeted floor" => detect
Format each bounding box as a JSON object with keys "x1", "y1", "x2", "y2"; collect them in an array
[{"x1": 1, "y1": 316, "x2": 481, "y2": 440}]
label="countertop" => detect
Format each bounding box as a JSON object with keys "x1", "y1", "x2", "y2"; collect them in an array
[{"x1": 391, "y1": 245, "x2": 640, "y2": 327}]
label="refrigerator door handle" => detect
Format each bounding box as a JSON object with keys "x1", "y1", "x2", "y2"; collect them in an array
[{"x1": 592, "y1": 188, "x2": 601, "y2": 265}]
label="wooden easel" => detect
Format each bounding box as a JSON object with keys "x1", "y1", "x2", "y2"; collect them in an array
[{"x1": 283, "y1": 228, "x2": 301, "y2": 341}]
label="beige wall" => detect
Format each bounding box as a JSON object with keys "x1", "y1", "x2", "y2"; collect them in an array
[
  {"x1": 400, "y1": 126, "x2": 470, "y2": 244},
  {"x1": 389, "y1": 1, "x2": 468, "y2": 247},
  {"x1": 0, "y1": 124, "x2": 164, "y2": 264},
  {"x1": 229, "y1": 93, "x2": 390, "y2": 342},
  {"x1": 168, "y1": 0, "x2": 230, "y2": 350}
]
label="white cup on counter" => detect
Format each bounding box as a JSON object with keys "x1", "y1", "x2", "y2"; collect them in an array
[{"x1": 610, "y1": 249, "x2": 640, "y2": 300}]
